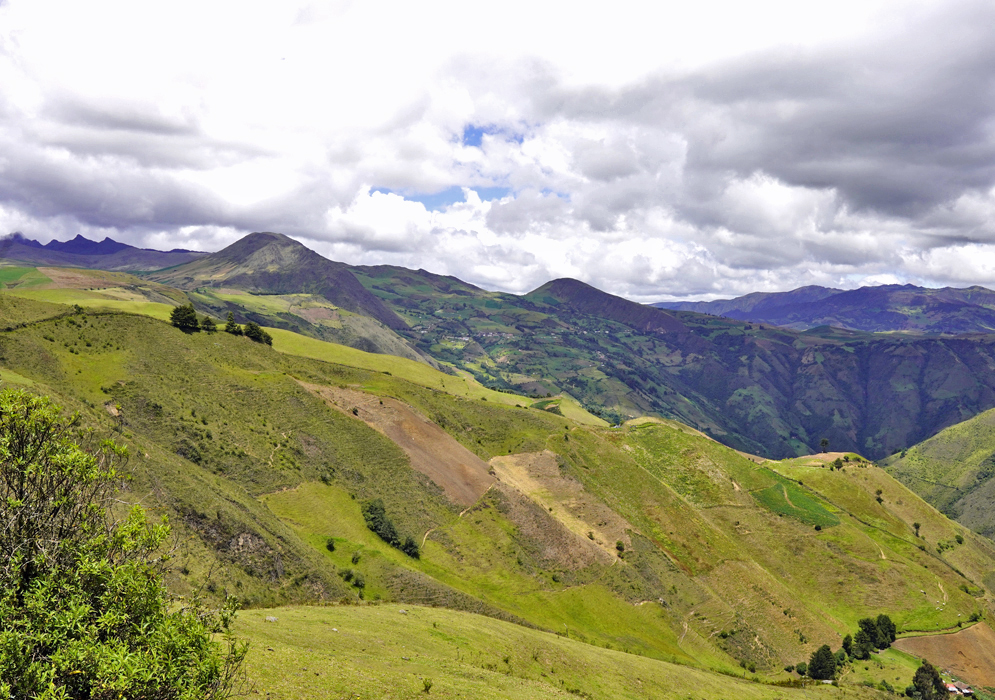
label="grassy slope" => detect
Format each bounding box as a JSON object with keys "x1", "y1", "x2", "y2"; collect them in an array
[
  {"x1": 238, "y1": 604, "x2": 886, "y2": 700},
  {"x1": 882, "y1": 408, "x2": 995, "y2": 540},
  {"x1": 2, "y1": 297, "x2": 994, "y2": 696}
]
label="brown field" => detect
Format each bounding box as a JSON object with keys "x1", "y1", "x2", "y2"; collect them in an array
[
  {"x1": 894, "y1": 622, "x2": 995, "y2": 689},
  {"x1": 302, "y1": 383, "x2": 494, "y2": 506}
]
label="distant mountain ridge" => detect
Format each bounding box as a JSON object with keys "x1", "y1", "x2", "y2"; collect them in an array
[
  {"x1": 0, "y1": 232, "x2": 206, "y2": 270},
  {"x1": 655, "y1": 283, "x2": 995, "y2": 333}
]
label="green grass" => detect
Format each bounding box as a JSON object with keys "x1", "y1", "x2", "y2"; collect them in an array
[
  {"x1": 751, "y1": 471, "x2": 840, "y2": 528},
  {"x1": 268, "y1": 327, "x2": 529, "y2": 407},
  {"x1": 0, "y1": 266, "x2": 51, "y2": 288},
  {"x1": 1, "y1": 305, "x2": 992, "y2": 684},
  {"x1": 5, "y1": 288, "x2": 175, "y2": 320},
  {"x1": 237, "y1": 604, "x2": 884, "y2": 700}
]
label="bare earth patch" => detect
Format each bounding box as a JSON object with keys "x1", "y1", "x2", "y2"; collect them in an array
[
  {"x1": 301, "y1": 383, "x2": 493, "y2": 507},
  {"x1": 489, "y1": 450, "x2": 632, "y2": 562},
  {"x1": 894, "y1": 622, "x2": 995, "y2": 689}
]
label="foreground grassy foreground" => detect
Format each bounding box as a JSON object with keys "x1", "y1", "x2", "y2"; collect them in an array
[{"x1": 238, "y1": 605, "x2": 880, "y2": 700}]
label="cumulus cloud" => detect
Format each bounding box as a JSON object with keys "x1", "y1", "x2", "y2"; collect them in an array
[{"x1": 1, "y1": 0, "x2": 995, "y2": 301}]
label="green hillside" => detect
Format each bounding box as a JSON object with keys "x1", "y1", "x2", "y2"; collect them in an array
[
  {"x1": 884, "y1": 407, "x2": 995, "y2": 541},
  {"x1": 2, "y1": 291, "x2": 994, "y2": 697}
]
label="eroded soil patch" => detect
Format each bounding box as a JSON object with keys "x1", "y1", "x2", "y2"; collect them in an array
[
  {"x1": 894, "y1": 622, "x2": 995, "y2": 689},
  {"x1": 302, "y1": 383, "x2": 493, "y2": 507}
]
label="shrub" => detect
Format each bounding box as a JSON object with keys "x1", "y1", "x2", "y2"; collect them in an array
[
  {"x1": 795, "y1": 662, "x2": 807, "y2": 676},
  {"x1": 362, "y1": 498, "x2": 400, "y2": 547},
  {"x1": 243, "y1": 321, "x2": 273, "y2": 345},
  {"x1": 0, "y1": 389, "x2": 245, "y2": 699}
]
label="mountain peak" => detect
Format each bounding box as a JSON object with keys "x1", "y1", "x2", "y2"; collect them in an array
[
  {"x1": 151, "y1": 231, "x2": 407, "y2": 330},
  {"x1": 529, "y1": 277, "x2": 686, "y2": 335}
]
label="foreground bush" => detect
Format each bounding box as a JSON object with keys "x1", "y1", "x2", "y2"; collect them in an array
[{"x1": 0, "y1": 389, "x2": 246, "y2": 699}]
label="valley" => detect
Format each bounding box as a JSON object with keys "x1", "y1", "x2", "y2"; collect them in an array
[{"x1": 3, "y1": 233, "x2": 995, "y2": 698}]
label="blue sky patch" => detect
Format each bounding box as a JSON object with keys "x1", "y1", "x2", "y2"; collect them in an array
[
  {"x1": 461, "y1": 124, "x2": 525, "y2": 147},
  {"x1": 371, "y1": 185, "x2": 512, "y2": 211}
]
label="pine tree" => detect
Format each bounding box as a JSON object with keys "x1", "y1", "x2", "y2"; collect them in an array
[
  {"x1": 201, "y1": 315, "x2": 217, "y2": 333},
  {"x1": 170, "y1": 303, "x2": 199, "y2": 332},
  {"x1": 807, "y1": 644, "x2": 837, "y2": 680},
  {"x1": 224, "y1": 311, "x2": 242, "y2": 336}
]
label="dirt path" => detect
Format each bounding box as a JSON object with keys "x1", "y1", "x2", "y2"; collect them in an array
[
  {"x1": 301, "y1": 383, "x2": 494, "y2": 507},
  {"x1": 894, "y1": 623, "x2": 995, "y2": 689}
]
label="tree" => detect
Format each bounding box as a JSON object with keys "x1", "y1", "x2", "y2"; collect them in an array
[
  {"x1": 0, "y1": 389, "x2": 245, "y2": 699},
  {"x1": 807, "y1": 644, "x2": 837, "y2": 680},
  {"x1": 852, "y1": 626, "x2": 874, "y2": 660},
  {"x1": 224, "y1": 312, "x2": 242, "y2": 336},
  {"x1": 842, "y1": 633, "x2": 853, "y2": 657},
  {"x1": 820, "y1": 437, "x2": 829, "y2": 452},
  {"x1": 913, "y1": 522, "x2": 921, "y2": 537},
  {"x1": 201, "y1": 315, "x2": 217, "y2": 333},
  {"x1": 912, "y1": 661, "x2": 946, "y2": 700},
  {"x1": 243, "y1": 321, "x2": 273, "y2": 346},
  {"x1": 795, "y1": 662, "x2": 807, "y2": 676},
  {"x1": 170, "y1": 304, "x2": 200, "y2": 332},
  {"x1": 875, "y1": 614, "x2": 897, "y2": 648}
]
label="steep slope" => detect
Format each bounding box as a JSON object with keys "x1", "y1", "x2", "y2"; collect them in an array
[
  {"x1": 355, "y1": 268, "x2": 995, "y2": 459},
  {"x1": 883, "y1": 407, "x2": 995, "y2": 540},
  {"x1": 0, "y1": 232, "x2": 207, "y2": 270},
  {"x1": 657, "y1": 283, "x2": 995, "y2": 334},
  {"x1": 2, "y1": 300, "x2": 994, "y2": 695}
]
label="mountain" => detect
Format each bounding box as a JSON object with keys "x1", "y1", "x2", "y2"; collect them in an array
[
  {"x1": 655, "y1": 283, "x2": 995, "y2": 334},
  {"x1": 1, "y1": 293, "x2": 993, "y2": 697},
  {"x1": 0, "y1": 232, "x2": 207, "y2": 271},
  {"x1": 13, "y1": 230, "x2": 995, "y2": 462},
  {"x1": 351, "y1": 265, "x2": 995, "y2": 460},
  {"x1": 145, "y1": 232, "x2": 438, "y2": 362},
  {"x1": 884, "y1": 407, "x2": 995, "y2": 543},
  {"x1": 657, "y1": 285, "x2": 842, "y2": 318},
  {"x1": 148, "y1": 232, "x2": 406, "y2": 330}
]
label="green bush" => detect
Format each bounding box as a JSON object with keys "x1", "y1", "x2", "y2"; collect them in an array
[{"x1": 0, "y1": 389, "x2": 245, "y2": 699}]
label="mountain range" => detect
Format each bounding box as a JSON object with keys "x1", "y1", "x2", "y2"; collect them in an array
[
  {"x1": 0, "y1": 232, "x2": 207, "y2": 270},
  {"x1": 10, "y1": 231, "x2": 995, "y2": 460},
  {"x1": 3, "y1": 231, "x2": 995, "y2": 697},
  {"x1": 656, "y1": 284, "x2": 995, "y2": 334}
]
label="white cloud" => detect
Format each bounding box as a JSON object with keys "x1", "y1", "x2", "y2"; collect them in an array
[{"x1": 1, "y1": 0, "x2": 993, "y2": 302}]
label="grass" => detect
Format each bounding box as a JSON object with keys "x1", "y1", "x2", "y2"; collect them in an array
[
  {"x1": 268, "y1": 327, "x2": 529, "y2": 407},
  {"x1": 5, "y1": 288, "x2": 175, "y2": 320},
  {"x1": 237, "y1": 604, "x2": 885, "y2": 700},
  {"x1": 1, "y1": 303, "x2": 992, "y2": 684}
]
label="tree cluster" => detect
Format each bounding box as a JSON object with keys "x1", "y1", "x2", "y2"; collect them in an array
[
  {"x1": 793, "y1": 614, "x2": 897, "y2": 681},
  {"x1": 0, "y1": 389, "x2": 245, "y2": 698},
  {"x1": 360, "y1": 498, "x2": 420, "y2": 559},
  {"x1": 223, "y1": 312, "x2": 272, "y2": 345},
  {"x1": 170, "y1": 304, "x2": 218, "y2": 334}
]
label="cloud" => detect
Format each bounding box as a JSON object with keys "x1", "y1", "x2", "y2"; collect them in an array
[{"x1": 2, "y1": 0, "x2": 995, "y2": 302}]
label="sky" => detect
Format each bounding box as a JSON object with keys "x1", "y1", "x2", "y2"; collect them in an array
[{"x1": 2, "y1": 0, "x2": 995, "y2": 301}]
